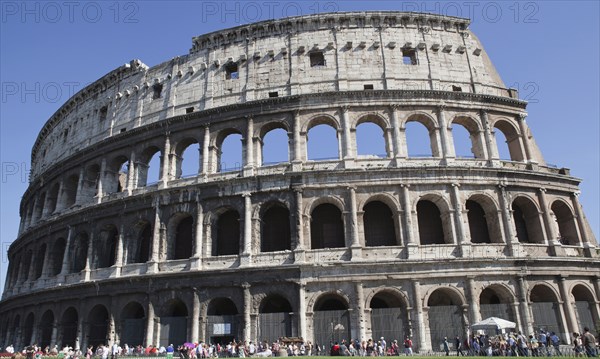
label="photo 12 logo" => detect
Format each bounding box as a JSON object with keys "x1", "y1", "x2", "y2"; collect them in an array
[
  {"x1": 200, "y1": 1, "x2": 339, "y2": 24},
  {"x1": 1, "y1": 1, "x2": 139, "y2": 24}
]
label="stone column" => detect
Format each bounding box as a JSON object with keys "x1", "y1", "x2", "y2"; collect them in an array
[
  {"x1": 517, "y1": 114, "x2": 535, "y2": 164},
  {"x1": 466, "y1": 277, "x2": 481, "y2": 324},
  {"x1": 480, "y1": 110, "x2": 499, "y2": 166},
  {"x1": 160, "y1": 133, "x2": 171, "y2": 187},
  {"x1": 341, "y1": 106, "x2": 352, "y2": 159},
  {"x1": 126, "y1": 150, "x2": 136, "y2": 194},
  {"x1": 292, "y1": 110, "x2": 302, "y2": 167},
  {"x1": 96, "y1": 158, "x2": 107, "y2": 202},
  {"x1": 202, "y1": 126, "x2": 210, "y2": 176},
  {"x1": 390, "y1": 105, "x2": 406, "y2": 161},
  {"x1": 412, "y1": 280, "x2": 426, "y2": 352},
  {"x1": 511, "y1": 302, "x2": 524, "y2": 334},
  {"x1": 244, "y1": 116, "x2": 255, "y2": 176},
  {"x1": 241, "y1": 193, "x2": 252, "y2": 265},
  {"x1": 537, "y1": 188, "x2": 559, "y2": 255},
  {"x1": 437, "y1": 106, "x2": 454, "y2": 161},
  {"x1": 114, "y1": 223, "x2": 125, "y2": 277},
  {"x1": 349, "y1": 186, "x2": 361, "y2": 260},
  {"x1": 498, "y1": 184, "x2": 518, "y2": 256},
  {"x1": 83, "y1": 228, "x2": 95, "y2": 281},
  {"x1": 148, "y1": 197, "x2": 162, "y2": 273},
  {"x1": 192, "y1": 289, "x2": 200, "y2": 342},
  {"x1": 243, "y1": 283, "x2": 251, "y2": 341},
  {"x1": 293, "y1": 187, "x2": 305, "y2": 263},
  {"x1": 558, "y1": 276, "x2": 577, "y2": 340},
  {"x1": 401, "y1": 185, "x2": 417, "y2": 258},
  {"x1": 298, "y1": 282, "x2": 307, "y2": 340},
  {"x1": 60, "y1": 226, "x2": 74, "y2": 276},
  {"x1": 517, "y1": 276, "x2": 533, "y2": 335},
  {"x1": 355, "y1": 282, "x2": 367, "y2": 341},
  {"x1": 50, "y1": 179, "x2": 64, "y2": 214},
  {"x1": 146, "y1": 299, "x2": 155, "y2": 347},
  {"x1": 192, "y1": 198, "x2": 203, "y2": 269},
  {"x1": 450, "y1": 183, "x2": 469, "y2": 256},
  {"x1": 571, "y1": 192, "x2": 595, "y2": 257}
]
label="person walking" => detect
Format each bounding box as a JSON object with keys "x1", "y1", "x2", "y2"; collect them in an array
[
  {"x1": 455, "y1": 337, "x2": 464, "y2": 356},
  {"x1": 582, "y1": 327, "x2": 597, "y2": 357},
  {"x1": 443, "y1": 337, "x2": 450, "y2": 356}
]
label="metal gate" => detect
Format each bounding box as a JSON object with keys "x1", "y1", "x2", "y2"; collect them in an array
[
  {"x1": 121, "y1": 319, "x2": 145, "y2": 346},
  {"x1": 531, "y1": 302, "x2": 562, "y2": 334},
  {"x1": 258, "y1": 312, "x2": 292, "y2": 343},
  {"x1": 206, "y1": 315, "x2": 242, "y2": 343},
  {"x1": 160, "y1": 317, "x2": 187, "y2": 347},
  {"x1": 313, "y1": 310, "x2": 350, "y2": 350},
  {"x1": 39, "y1": 323, "x2": 53, "y2": 348},
  {"x1": 480, "y1": 303, "x2": 514, "y2": 322},
  {"x1": 575, "y1": 301, "x2": 595, "y2": 333},
  {"x1": 88, "y1": 322, "x2": 108, "y2": 347},
  {"x1": 61, "y1": 323, "x2": 78, "y2": 348},
  {"x1": 428, "y1": 306, "x2": 464, "y2": 351},
  {"x1": 371, "y1": 308, "x2": 407, "y2": 342}
]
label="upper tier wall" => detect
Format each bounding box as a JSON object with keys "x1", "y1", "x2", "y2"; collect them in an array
[{"x1": 30, "y1": 11, "x2": 508, "y2": 180}]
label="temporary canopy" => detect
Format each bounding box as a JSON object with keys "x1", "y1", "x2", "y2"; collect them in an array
[{"x1": 471, "y1": 317, "x2": 516, "y2": 331}]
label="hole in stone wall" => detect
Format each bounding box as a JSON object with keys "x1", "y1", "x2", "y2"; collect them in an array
[
  {"x1": 310, "y1": 51, "x2": 325, "y2": 67},
  {"x1": 225, "y1": 62, "x2": 239, "y2": 79},
  {"x1": 186, "y1": 107, "x2": 194, "y2": 114},
  {"x1": 268, "y1": 91, "x2": 279, "y2": 98},
  {"x1": 402, "y1": 48, "x2": 417, "y2": 65},
  {"x1": 363, "y1": 84, "x2": 374, "y2": 90},
  {"x1": 152, "y1": 83, "x2": 163, "y2": 99}
]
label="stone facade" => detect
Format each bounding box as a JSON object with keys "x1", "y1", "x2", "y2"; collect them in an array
[{"x1": 1, "y1": 11, "x2": 599, "y2": 353}]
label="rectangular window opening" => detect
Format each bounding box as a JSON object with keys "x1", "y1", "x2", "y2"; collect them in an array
[
  {"x1": 152, "y1": 83, "x2": 163, "y2": 100},
  {"x1": 120, "y1": 128, "x2": 127, "y2": 133},
  {"x1": 99, "y1": 106, "x2": 108, "y2": 121},
  {"x1": 402, "y1": 48, "x2": 417, "y2": 65},
  {"x1": 268, "y1": 91, "x2": 279, "y2": 98},
  {"x1": 225, "y1": 63, "x2": 239, "y2": 80},
  {"x1": 452, "y1": 85, "x2": 462, "y2": 92},
  {"x1": 186, "y1": 107, "x2": 194, "y2": 114},
  {"x1": 364, "y1": 84, "x2": 374, "y2": 90},
  {"x1": 310, "y1": 51, "x2": 325, "y2": 67}
]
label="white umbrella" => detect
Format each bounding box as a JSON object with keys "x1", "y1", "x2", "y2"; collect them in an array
[{"x1": 471, "y1": 317, "x2": 516, "y2": 331}]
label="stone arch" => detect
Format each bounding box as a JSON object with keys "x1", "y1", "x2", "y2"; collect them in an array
[
  {"x1": 20, "y1": 249, "x2": 33, "y2": 282},
  {"x1": 260, "y1": 201, "x2": 292, "y2": 252},
  {"x1": 312, "y1": 292, "x2": 352, "y2": 347},
  {"x1": 479, "y1": 284, "x2": 517, "y2": 321},
  {"x1": 363, "y1": 200, "x2": 398, "y2": 247},
  {"x1": 403, "y1": 112, "x2": 441, "y2": 158},
  {"x1": 512, "y1": 196, "x2": 545, "y2": 244},
  {"x1": 46, "y1": 182, "x2": 60, "y2": 215},
  {"x1": 22, "y1": 312, "x2": 35, "y2": 346},
  {"x1": 529, "y1": 283, "x2": 563, "y2": 334},
  {"x1": 167, "y1": 212, "x2": 194, "y2": 260},
  {"x1": 354, "y1": 113, "x2": 390, "y2": 158},
  {"x1": 137, "y1": 145, "x2": 162, "y2": 186},
  {"x1": 128, "y1": 220, "x2": 152, "y2": 264},
  {"x1": 550, "y1": 199, "x2": 580, "y2": 245},
  {"x1": 257, "y1": 119, "x2": 291, "y2": 139},
  {"x1": 306, "y1": 115, "x2": 340, "y2": 161},
  {"x1": 450, "y1": 115, "x2": 486, "y2": 159},
  {"x1": 215, "y1": 128, "x2": 243, "y2": 173},
  {"x1": 33, "y1": 191, "x2": 47, "y2": 222},
  {"x1": 105, "y1": 154, "x2": 130, "y2": 193},
  {"x1": 33, "y1": 243, "x2": 47, "y2": 280},
  {"x1": 426, "y1": 287, "x2": 467, "y2": 350},
  {"x1": 59, "y1": 307, "x2": 78, "y2": 348},
  {"x1": 70, "y1": 232, "x2": 89, "y2": 273},
  {"x1": 571, "y1": 283, "x2": 598, "y2": 333},
  {"x1": 415, "y1": 194, "x2": 453, "y2": 245},
  {"x1": 310, "y1": 202, "x2": 345, "y2": 249},
  {"x1": 174, "y1": 137, "x2": 201, "y2": 179},
  {"x1": 120, "y1": 301, "x2": 146, "y2": 346},
  {"x1": 303, "y1": 114, "x2": 340, "y2": 133},
  {"x1": 39, "y1": 309, "x2": 55, "y2": 348},
  {"x1": 257, "y1": 294, "x2": 294, "y2": 343},
  {"x1": 206, "y1": 297, "x2": 242, "y2": 344},
  {"x1": 466, "y1": 193, "x2": 503, "y2": 244},
  {"x1": 212, "y1": 207, "x2": 241, "y2": 256},
  {"x1": 160, "y1": 298, "x2": 188, "y2": 347},
  {"x1": 368, "y1": 288, "x2": 410, "y2": 342},
  {"x1": 95, "y1": 224, "x2": 118, "y2": 268},
  {"x1": 260, "y1": 124, "x2": 290, "y2": 166},
  {"x1": 11, "y1": 315, "x2": 21, "y2": 347},
  {"x1": 62, "y1": 174, "x2": 79, "y2": 208},
  {"x1": 87, "y1": 304, "x2": 109, "y2": 348},
  {"x1": 81, "y1": 163, "x2": 101, "y2": 202},
  {"x1": 492, "y1": 118, "x2": 524, "y2": 161}
]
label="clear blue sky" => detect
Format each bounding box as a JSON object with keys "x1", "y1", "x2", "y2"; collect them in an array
[{"x1": 1, "y1": 1, "x2": 599, "y2": 291}]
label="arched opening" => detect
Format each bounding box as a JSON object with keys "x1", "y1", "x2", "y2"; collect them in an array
[
  {"x1": 177, "y1": 140, "x2": 201, "y2": 178},
  {"x1": 258, "y1": 295, "x2": 293, "y2": 344},
  {"x1": 22, "y1": 313, "x2": 34, "y2": 346},
  {"x1": 81, "y1": 164, "x2": 101, "y2": 202},
  {"x1": 307, "y1": 124, "x2": 339, "y2": 160},
  {"x1": 261, "y1": 128, "x2": 289, "y2": 165},
  {"x1": 310, "y1": 203, "x2": 345, "y2": 249},
  {"x1": 417, "y1": 200, "x2": 446, "y2": 245},
  {"x1": 551, "y1": 201, "x2": 579, "y2": 245},
  {"x1": 60, "y1": 307, "x2": 78, "y2": 348},
  {"x1": 137, "y1": 146, "x2": 162, "y2": 186},
  {"x1": 213, "y1": 210, "x2": 240, "y2": 256},
  {"x1": 106, "y1": 155, "x2": 130, "y2": 194},
  {"x1": 572, "y1": 285, "x2": 598, "y2": 334},
  {"x1": 219, "y1": 133, "x2": 243, "y2": 172},
  {"x1": 466, "y1": 200, "x2": 491, "y2": 243},
  {"x1": 313, "y1": 294, "x2": 351, "y2": 348},
  {"x1": 451, "y1": 123, "x2": 474, "y2": 158},
  {"x1": 88, "y1": 305, "x2": 109, "y2": 348},
  {"x1": 427, "y1": 289, "x2": 465, "y2": 350},
  {"x1": 479, "y1": 286, "x2": 516, "y2": 321},
  {"x1": 62, "y1": 174, "x2": 79, "y2": 208},
  {"x1": 33, "y1": 192, "x2": 46, "y2": 221},
  {"x1": 46, "y1": 183, "x2": 60, "y2": 214},
  {"x1": 71, "y1": 233, "x2": 88, "y2": 273},
  {"x1": 356, "y1": 122, "x2": 386, "y2": 157},
  {"x1": 170, "y1": 214, "x2": 194, "y2": 260},
  {"x1": 20, "y1": 249, "x2": 33, "y2": 282},
  {"x1": 129, "y1": 222, "x2": 152, "y2": 264},
  {"x1": 261, "y1": 204, "x2": 291, "y2": 252},
  {"x1": 530, "y1": 285, "x2": 563, "y2": 334},
  {"x1": 363, "y1": 201, "x2": 397, "y2": 246},
  {"x1": 405, "y1": 121, "x2": 434, "y2": 157},
  {"x1": 206, "y1": 298, "x2": 241, "y2": 345},
  {"x1": 493, "y1": 120, "x2": 524, "y2": 162},
  {"x1": 370, "y1": 291, "x2": 409, "y2": 342},
  {"x1": 512, "y1": 197, "x2": 544, "y2": 244},
  {"x1": 96, "y1": 225, "x2": 118, "y2": 268},
  {"x1": 50, "y1": 238, "x2": 66, "y2": 276},
  {"x1": 33, "y1": 244, "x2": 47, "y2": 280},
  {"x1": 160, "y1": 299, "x2": 188, "y2": 347},
  {"x1": 120, "y1": 302, "x2": 145, "y2": 347},
  {"x1": 10, "y1": 315, "x2": 20, "y2": 347},
  {"x1": 39, "y1": 310, "x2": 55, "y2": 348}
]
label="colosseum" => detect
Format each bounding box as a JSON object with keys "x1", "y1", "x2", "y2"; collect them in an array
[{"x1": 0, "y1": 11, "x2": 598, "y2": 353}]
